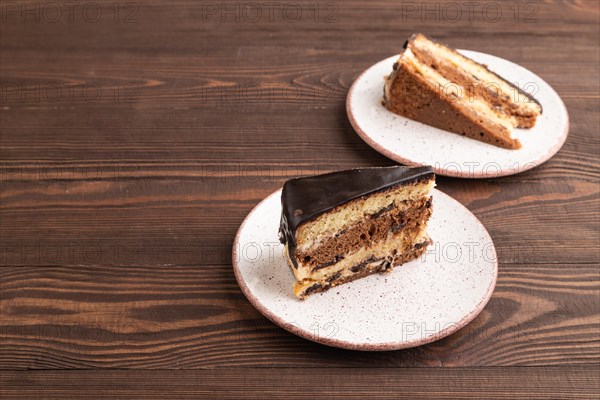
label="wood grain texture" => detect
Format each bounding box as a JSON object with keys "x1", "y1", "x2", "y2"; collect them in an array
[
  {"x1": 0, "y1": 263, "x2": 598, "y2": 369},
  {"x1": 1, "y1": 178, "x2": 598, "y2": 266},
  {"x1": 1, "y1": 0, "x2": 599, "y2": 397},
  {"x1": 1, "y1": 367, "x2": 599, "y2": 399}
]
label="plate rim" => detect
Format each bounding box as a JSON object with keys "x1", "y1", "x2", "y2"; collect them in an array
[
  {"x1": 346, "y1": 50, "x2": 570, "y2": 179},
  {"x1": 232, "y1": 188, "x2": 499, "y2": 351}
]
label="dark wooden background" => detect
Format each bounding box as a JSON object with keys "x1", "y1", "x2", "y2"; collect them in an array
[{"x1": 1, "y1": 0, "x2": 599, "y2": 398}]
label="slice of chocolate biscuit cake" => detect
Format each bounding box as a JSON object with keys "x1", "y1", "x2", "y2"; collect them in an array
[
  {"x1": 278, "y1": 166, "x2": 435, "y2": 299},
  {"x1": 383, "y1": 34, "x2": 542, "y2": 149}
]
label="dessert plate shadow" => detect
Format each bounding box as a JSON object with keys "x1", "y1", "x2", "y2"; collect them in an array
[
  {"x1": 347, "y1": 51, "x2": 569, "y2": 178},
  {"x1": 232, "y1": 188, "x2": 498, "y2": 351}
]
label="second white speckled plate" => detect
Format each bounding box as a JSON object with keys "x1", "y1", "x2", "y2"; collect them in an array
[
  {"x1": 232, "y1": 188, "x2": 498, "y2": 351},
  {"x1": 347, "y1": 51, "x2": 569, "y2": 178}
]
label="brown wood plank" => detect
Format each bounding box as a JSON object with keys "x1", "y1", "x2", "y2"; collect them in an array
[
  {"x1": 1, "y1": 178, "x2": 598, "y2": 266},
  {"x1": 1, "y1": 1, "x2": 598, "y2": 50},
  {"x1": 1, "y1": 2, "x2": 599, "y2": 183},
  {"x1": 1, "y1": 264, "x2": 598, "y2": 369},
  {"x1": 1, "y1": 98, "x2": 598, "y2": 182},
  {"x1": 1, "y1": 367, "x2": 599, "y2": 399}
]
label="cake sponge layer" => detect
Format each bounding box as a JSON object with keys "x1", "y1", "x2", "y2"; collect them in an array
[
  {"x1": 296, "y1": 178, "x2": 434, "y2": 253},
  {"x1": 293, "y1": 234, "x2": 431, "y2": 299},
  {"x1": 296, "y1": 195, "x2": 432, "y2": 271}
]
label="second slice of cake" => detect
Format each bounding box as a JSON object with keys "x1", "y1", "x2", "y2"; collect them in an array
[
  {"x1": 383, "y1": 34, "x2": 542, "y2": 149},
  {"x1": 279, "y1": 166, "x2": 435, "y2": 299}
]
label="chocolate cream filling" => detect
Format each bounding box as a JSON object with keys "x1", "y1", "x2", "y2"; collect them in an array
[
  {"x1": 297, "y1": 238, "x2": 431, "y2": 299},
  {"x1": 294, "y1": 196, "x2": 432, "y2": 271}
]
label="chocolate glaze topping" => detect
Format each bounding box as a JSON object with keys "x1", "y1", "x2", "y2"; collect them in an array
[{"x1": 278, "y1": 166, "x2": 434, "y2": 267}]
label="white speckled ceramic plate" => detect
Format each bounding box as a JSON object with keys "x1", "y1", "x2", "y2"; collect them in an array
[
  {"x1": 232, "y1": 188, "x2": 498, "y2": 351},
  {"x1": 347, "y1": 51, "x2": 569, "y2": 178}
]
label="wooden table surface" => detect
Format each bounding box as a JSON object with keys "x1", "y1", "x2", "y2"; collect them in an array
[{"x1": 1, "y1": 0, "x2": 599, "y2": 398}]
